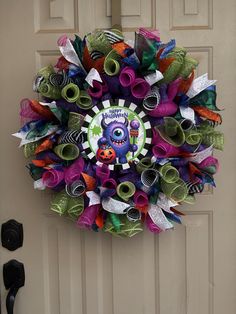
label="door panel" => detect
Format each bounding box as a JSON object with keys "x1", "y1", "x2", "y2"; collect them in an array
[{"x1": 0, "y1": 1, "x2": 235, "y2": 314}]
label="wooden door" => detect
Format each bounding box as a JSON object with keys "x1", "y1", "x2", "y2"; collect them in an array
[{"x1": 0, "y1": 1, "x2": 235, "y2": 313}]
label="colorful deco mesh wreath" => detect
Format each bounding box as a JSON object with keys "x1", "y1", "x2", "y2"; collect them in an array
[{"x1": 14, "y1": 28, "x2": 224, "y2": 237}]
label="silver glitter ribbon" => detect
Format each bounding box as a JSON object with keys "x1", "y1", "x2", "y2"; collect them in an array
[
  {"x1": 143, "y1": 86, "x2": 160, "y2": 111},
  {"x1": 126, "y1": 207, "x2": 141, "y2": 222},
  {"x1": 102, "y1": 197, "x2": 130, "y2": 214},
  {"x1": 59, "y1": 37, "x2": 87, "y2": 74},
  {"x1": 148, "y1": 204, "x2": 173, "y2": 231},
  {"x1": 65, "y1": 180, "x2": 86, "y2": 197},
  {"x1": 141, "y1": 168, "x2": 159, "y2": 187}
]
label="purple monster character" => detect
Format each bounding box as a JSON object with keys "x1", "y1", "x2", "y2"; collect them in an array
[{"x1": 97, "y1": 117, "x2": 138, "y2": 164}]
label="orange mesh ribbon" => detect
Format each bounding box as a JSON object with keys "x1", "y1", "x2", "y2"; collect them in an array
[{"x1": 191, "y1": 105, "x2": 222, "y2": 123}]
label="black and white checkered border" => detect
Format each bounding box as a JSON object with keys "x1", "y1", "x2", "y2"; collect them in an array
[{"x1": 81, "y1": 99, "x2": 152, "y2": 170}]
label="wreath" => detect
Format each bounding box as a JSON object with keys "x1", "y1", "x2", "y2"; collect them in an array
[{"x1": 14, "y1": 28, "x2": 224, "y2": 237}]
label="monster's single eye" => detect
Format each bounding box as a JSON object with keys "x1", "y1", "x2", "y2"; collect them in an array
[{"x1": 112, "y1": 128, "x2": 124, "y2": 140}]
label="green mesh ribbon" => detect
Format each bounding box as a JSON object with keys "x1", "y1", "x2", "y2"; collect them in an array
[
  {"x1": 23, "y1": 141, "x2": 41, "y2": 158},
  {"x1": 50, "y1": 190, "x2": 84, "y2": 219},
  {"x1": 37, "y1": 65, "x2": 55, "y2": 80},
  {"x1": 158, "y1": 117, "x2": 185, "y2": 147},
  {"x1": 108, "y1": 213, "x2": 121, "y2": 232},
  {"x1": 104, "y1": 50, "x2": 121, "y2": 76},
  {"x1": 117, "y1": 181, "x2": 136, "y2": 201},
  {"x1": 161, "y1": 178, "x2": 188, "y2": 202},
  {"x1": 51, "y1": 190, "x2": 68, "y2": 215},
  {"x1": 184, "y1": 194, "x2": 196, "y2": 204},
  {"x1": 141, "y1": 40, "x2": 157, "y2": 70},
  {"x1": 161, "y1": 47, "x2": 186, "y2": 84},
  {"x1": 202, "y1": 131, "x2": 224, "y2": 150},
  {"x1": 38, "y1": 82, "x2": 61, "y2": 99},
  {"x1": 103, "y1": 215, "x2": 143, "y2": 237},
  {"x1": 54, "y1": 143, "x2": 80, "y2": 160},
  {"x1": 189, "y1": 89, "x2": 220, "y2": 111},
  {"x1": 160, "y1": 163, "x2": 179, "y2": 183},
  {"x1": 136, "y1": 157, "x2": 153, "y2": 173},
  {"x1": 185, "y1": 129, "x2": 202, "y2": 145},
  {"x1": 179, "y1": 56, "x2": 198, "y2": 79},
  {"x1": 67, "y1": 196, "x2": 84, "y2": 220},
  {"x1": 61, "y1": 83, "x2": 80, "y2": 103},
  {"x1": 76, "y1": 90, "x2": 93, "y2": 109},
  {"x1": 72, "y1": 35, "x2": 84, "y2": 60},
  {"x1": 86, "y1": 30, "x2": 112, "y2": 55},
  {"x1": 68, "y1": 112, "x2": 84, "y2": 131}
]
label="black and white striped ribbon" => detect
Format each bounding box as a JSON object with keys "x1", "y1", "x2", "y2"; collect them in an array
[
  {"x1": 104, "y1": 30, "x2": 124, "y2": 44},
  {"x1": 49, "y1": 72, "x2": 72, "y2": 88},
  {"x1": 59, "y1": 130, "x2": 85, "y2": 145},
  {"x1": 90, "y1": 50, "x2": 104, "y2": 60}
]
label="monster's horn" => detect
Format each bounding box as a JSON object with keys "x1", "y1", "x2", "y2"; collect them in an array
[
  {"x1": 101, "y1": 118, "x2": 108, "y2": 129},
  {"x1": 124, "y1": 117, "x2": 128, "y2": 127}
]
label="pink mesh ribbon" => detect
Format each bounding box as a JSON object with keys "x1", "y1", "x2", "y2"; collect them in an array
[
  {"x1": 42, "y1": 169, "x2": 64, "y2": 188},
  {"x1": 65, "y1": 157, "x2": 85, "y2": 185},
  {"x1": 152, "y1": 130, "x2": 180, "y2": 158},
  {"x1": 131, "y1": 78, "x2": 150, "y2": 99},
  {"x1": 88, "y1": 80, "x2": 108, "y2": 99},
  {"x1": 20, "y1": 98, "x2": 42, "y2": 125},
  {"x1": 119, "y1": 66, "x2": 136, "y2": 87},
  {"x1": 148, "y1": 79, "x2": 181, "y2": 117},
  {"x1": 77, "y1": 204, "x2": 100, "y2": 229},
  {"x1": 134, "y1": 191, "x2": 149, "y2": 207},
  {"x1": 146, "y1": 214, "x2": 162, "y2": 233}
]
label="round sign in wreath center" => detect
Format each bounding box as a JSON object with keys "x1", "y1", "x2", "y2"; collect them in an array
[{"x1": 82, "y1": 99, "x2": 152, "y2": 169}]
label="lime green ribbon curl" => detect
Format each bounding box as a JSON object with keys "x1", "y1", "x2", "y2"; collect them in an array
[{"x1": 50, "y1": 190, "x2": 84, "y2": 220}]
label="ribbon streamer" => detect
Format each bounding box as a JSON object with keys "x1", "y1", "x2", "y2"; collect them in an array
[
  {"x1": 85, "y1": 68, "x2": 103, "y2": 87},
  {"x1": 186, "y1": 73, "x2": 217, "y2": 99},
  {"x1": 58, "y1": 35, "x2": 86, "y2": 74},
  {"x1": 102, "y1": 197, "x2": 130, "y2": 214},
  {"x1": 148, "y1": 204, "x2": 173, "y2": 231}
]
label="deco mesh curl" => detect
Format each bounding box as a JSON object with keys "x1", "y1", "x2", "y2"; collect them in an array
[{"x1": 14, "y1": 28, "x2": 224, "y2": 237}]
